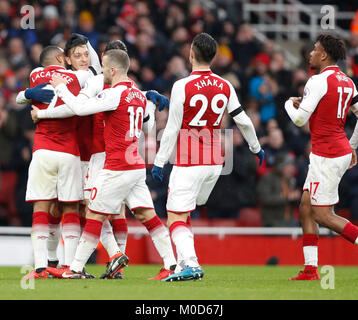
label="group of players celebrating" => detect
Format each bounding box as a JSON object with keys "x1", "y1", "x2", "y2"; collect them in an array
[{"x1": 18, "y1": 30, "x2": 358, "y2": 282}]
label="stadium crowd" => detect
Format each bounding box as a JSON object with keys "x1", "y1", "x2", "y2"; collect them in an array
[{"x1": 0, "y1": 0, "x2": 358, "y2": 227}]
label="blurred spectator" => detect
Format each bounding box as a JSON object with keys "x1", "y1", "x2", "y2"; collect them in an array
[
  {"x1": 0, "y1": 92, "x2": 17, "y2": 169},
  {"x1": 257, "y1": 152, "x2": 301, "y2": 227},
  {"x1": 36, "y1": 5, "x2": 63, "y2": 46},
  {"x1": 262, "y1": 127, "x2": 289, "y2": 168},
  {"x1": 230, "y1": 22, "x2": 262, "y2": 71},
  {"x1": 76, "y1": 11, "x2": 100, "y2": 50}
]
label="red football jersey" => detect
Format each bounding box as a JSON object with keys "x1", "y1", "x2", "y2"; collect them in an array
[
  {"x1": 305, "y1": 66, "x2": 355, "y2": 158},
  {"x1": 102, "y1": 81, "x2": 147, "y2": 171},
  {"x1": 31, "y1": 66, "x2": 81, "y2": 156},
  {"x1": 170, "y1": 70, "x2": 239, "y2": 166}
]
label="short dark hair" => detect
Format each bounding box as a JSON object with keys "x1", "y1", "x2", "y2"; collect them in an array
[
  {"x1": 39, "y1": 45, "x2": 63, "y2": 66},
  {"x1": 104, "y1": 40, "x2": 128, "y2": 53},
  {"x1": 192, "y1": 33, "x2": 217, "y2": 64},
  {"x1": 64, "y1": 33, "x2": 88, "y2": 57},
  {"x1": 316, "y1": 33, "x2": 346, "y2": 62}
]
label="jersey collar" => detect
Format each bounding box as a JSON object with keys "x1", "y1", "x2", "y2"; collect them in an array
[
  {"x1": 112, "y1": 79, "x2": 133, "y2": 88},
  {"x1": 190, "y1": 69, "x2": 212, "y2": 76},
  {"x1": 45, "y1": 65, "x2": 66, "y2": 71},
  {"x1": 320, "y1": 65, "x2": 339, "y2": 73}
]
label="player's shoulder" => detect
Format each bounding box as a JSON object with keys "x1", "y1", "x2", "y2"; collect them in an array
[{"x1": 29, "y1": 67, "x2": 44, "y2": 77}]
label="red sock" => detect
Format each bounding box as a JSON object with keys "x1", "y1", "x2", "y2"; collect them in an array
[
  {"x1": 302, "y1": 234, "x2": 318, "y2": 247},
  {"x1": 169, "y1": 221, "x2": 188, "y2": 235},
  {"x1": 33, "y1": 211, "x2": 49, "y2": 226},
  {"x1": 186, "y1": 216, "x2": 192, "y2": 229},
  {"x1": 82, "y1": 218, "x2": 103, "y2": 241},
  {"x1": 62, "y1": 212, "x2": 81, "y2": 266},
  {"x1": 32, "y1": 211, "x2": 49, "y2": 270},
  {"x1": 48, "y1": 213, "x2": 61, "y2": 225},
  {"x1": 341, "y1": 222, "x2": 358, "y2": 244},
  {"x1": 112, "y1": 218, "x2": 128, "y2": 233},
  {"x1": 143, "y1": 216, "x2": 163, "y2": 233}
]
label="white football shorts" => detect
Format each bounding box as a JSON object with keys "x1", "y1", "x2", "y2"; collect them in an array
[
  {"x1": 167, "y1": 165, "x2": 223, "y2": 213},
  {"x1": 26, "y1": 149, "x2": 83, "y2": 202},
  {"x1": 303, "y1": 152, "x2": 352, "y2": 206},
  {"x1": 88, "y1": 168, "x2": 154, "y2": 215},
  {"x1": 84, "y1": 152, "x2": 105, "y2": 200}
]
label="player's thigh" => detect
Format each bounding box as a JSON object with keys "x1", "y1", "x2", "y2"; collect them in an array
[
  {"x1": 89, "y1": 169, "x2": 137, "y2": 215},
  {"x1": 57, "y1": 153, "x2": 83, "y2": 202},
  {"x1": 303, "y1": 153, "x2": 351, "y2": 206},
  {"x1": 166, "y1": 166, "x2": 204, "y2": 213},
  {"x1": 26, "y1": 149, "x2": 59, "y2": 201},
  {"x1": 196, "y1": 165, "x2": 222, "y2": 206}
]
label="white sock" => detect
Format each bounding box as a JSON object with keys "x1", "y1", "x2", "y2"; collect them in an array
[
  {"x1": 112, "y1": 219, "x2": 128, "y2": 253},
  {"x1": 143, "y1": 216, "x2": 177, "y2": 270},
  {"x1": 71, "y1": 219, "x2": 103, "y2": 273},
  {"x1": 100, "y1": 219, "x2": 120, "y2": 257},
  {"x1": 170, "y1": 222, "x2": 199, "y2": 268},
  {"x1": 303, "y1": 246, "x2": 318, "y2": 267},
  {"x1": 31, "y1": 212, "x2": 49, "y2": 270},
  {"x1": 47, "y1": 216, "x2": 61, "y2": 262},
  {"x1": 62, "y1": 212, "x2": 81, "y2": 267}
]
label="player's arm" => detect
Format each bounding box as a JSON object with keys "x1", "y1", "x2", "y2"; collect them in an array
[
  {"x1": 142, "y1": 100, "x2": 156, "y2": 135},
  {"x1": 154, "y1": 80, "x2": 184, "y2": 168},
  {"x1": 87, "y1": 40, "x2": 101, "y2": 75},
  {"x1": 285, "y1": 76, "x2": 325, "y2": 127},
  {"x1": 348, "y1": 84, "x2": 358, "y2": 151},
  {"x1": 50, "y1": 76, "x2": 122, "y2": 116},
  {"x1": 16, "y1": 83, "x2": 55, "y2": 104}
]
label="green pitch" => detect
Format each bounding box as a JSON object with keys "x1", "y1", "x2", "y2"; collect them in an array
[{"x1": 0, "y1": 265, "x2": 357, "y2": 300}]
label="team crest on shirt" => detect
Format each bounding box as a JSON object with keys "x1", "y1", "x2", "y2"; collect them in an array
[
  {"x1": 96, "y1": 91, "x2": 106, "y2": 100},
  {"x1": 303, "y1": 87, "x2": 310, "y2": 98}
]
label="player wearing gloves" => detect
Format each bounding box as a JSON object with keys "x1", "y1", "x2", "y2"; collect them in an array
[{"x1": 152, "y1": 33, "x2": 264, "y2": 282}]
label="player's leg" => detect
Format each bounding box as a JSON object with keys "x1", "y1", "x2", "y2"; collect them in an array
[
  {"x1": 61, "y1": 169, "x2": 131, "y2": 278},
  {"x1": 161, "y1": 166, "x2": 206, "y2": 281},
  {"x1": 61, "y1": 202, "x2": 81, "y2": 269},
  {"x1": 290, "y1": 191, "x2": 320, "y2": 280},
  {"x1": 25, "y1": 200, "x2": 54, "y2": 279},
  {"x1": 57, "y1": 153, "x2": 83, "y2": 269},
  {"x1": 110, "y1": 205, "x2": 128, "y2": 254},
  {"x1": 47, "y1": 200, "x2": 62, "y2": 268},
  {"x1": 24, "y1": 150, "x2": 59, "y2": 279},
  {"x1": 133, "y1": 207, "x2": 177, "y2": 279},
  {"x1": 127, "y1": 173, "x2": 176, "y2": 279}
]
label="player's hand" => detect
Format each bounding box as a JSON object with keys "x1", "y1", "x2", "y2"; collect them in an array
[
  {"x1": 151, "y1": 165, "x2": 164, "y2": 182},
  {"x1": 31, "y1": 105, "x2": 40, "y2": 124},
  {"x1": 349, "y1": 149, "x2": 357, "y2": 169},
  {"x1": 25, "y1": 83, "x2": 54, "y2": 103},
  {"x1": 255, "y1": 149, "x2": 265, "y2": 166},
  {"x1": 146, "y1": 91, "x2": 169, "y2": 111},
  {"x1": 289, "y1": 97, "x2": 302, "y2": 109},
  {"x1": 50, "y1": 73, "x2": 67, "y2": 88}
]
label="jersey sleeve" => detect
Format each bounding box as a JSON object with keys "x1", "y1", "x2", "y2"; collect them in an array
[
  {"x1": 285, "y1": 75, "x2": 326, "y2": 127},
  {"x1": 154, "y1": 80, "x2": 185, "y2": 167},
  {"x1": 87, "y1": 40, "x2": 102, "y2": 75},
  {"x1": 349, "y1": 82, "x2": 358, "y2": 149},
  {"x1": 226, "y1": 81, "x2": 242, "y2": 115},
  {"x1": 79, "y1": 74, "x2": 104, "y2": 99},
  {"x1": 54, "y1": 83, "x2": 122, "y2": 116},
  {"x1": 37, "y1": 104, "x2": 75, "y2": 119},
  {"x1": 142, "y1": 100, "x2": 156, "y2": 135},
  {"x1": 16, "y1": 90, "x2": 30, "y2": 105},
  {"x1": 74, "y1": 70, "x2": 94, "y2": 88}
]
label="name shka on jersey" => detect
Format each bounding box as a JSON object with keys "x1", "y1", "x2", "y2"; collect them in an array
[
  {"x1": 31, "y1": 70, "x2": 74, "y2": 84},
  {"x1": 194, "y1": 78, "x2": 223, "y2": 91}
]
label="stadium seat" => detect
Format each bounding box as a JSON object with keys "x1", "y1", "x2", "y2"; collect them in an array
[{"x1": 236, "y1": 207, "x2": 262, "y2": 227}]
